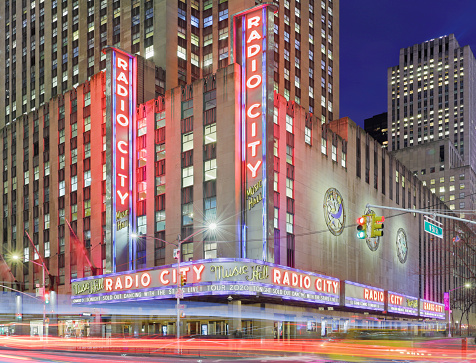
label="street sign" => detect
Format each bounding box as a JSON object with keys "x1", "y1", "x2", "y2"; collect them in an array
[
  {"x1": 444, "y1": 292, "x2": 449, "y2": 311},
  {"x1": 424, "y1": 219, "x2": 443, "y2": 239},
  {"x1": 175, "y1": 289, "x2": 184, "y2": 299},
  {"x1": 36, "y1": 287, "x2": 44, "y2": 297},
  {"x1": 173, "y1": 249, "x2": 180, "y2": 259}
]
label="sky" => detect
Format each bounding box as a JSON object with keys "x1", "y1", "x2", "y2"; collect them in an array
[{"x1": 339, "y1": 0, "x2": 476, "y2": 128}]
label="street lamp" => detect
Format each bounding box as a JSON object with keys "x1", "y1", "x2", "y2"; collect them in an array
[
  {"x1": 447, "y1": 282, "x2": 471, "y2": 337},
  {"x1": 132, "y1": 222, "x2": 217, "y2": 341},
  {"x1": 12, "y1": 230, "x2": 52, "y2": 339}
]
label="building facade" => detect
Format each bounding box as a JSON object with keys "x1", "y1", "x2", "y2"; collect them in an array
[
  {"x1": 1, "y1": 49, "x2": 472, "y2": 337},
  {"x1": 364, "y1": 112, "x2": 388, "y2": 148},
  {"x1": 387, "y1": 34, "x2": 476, "y2": 220},
  {"x1": 0, "y1": 0, "x2": 339, "y2": 128}
]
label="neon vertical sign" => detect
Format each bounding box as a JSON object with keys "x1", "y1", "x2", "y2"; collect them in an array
[
  {"x1": 234, "y1": 4, "x2": 276, "y2": 262},
  {"x1": 107, "y1": 48, "x2": 136, "y2": 273}
]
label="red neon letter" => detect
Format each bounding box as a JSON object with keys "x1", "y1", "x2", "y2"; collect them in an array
[
  {"x1": 247, "y1": 30, "x2": 262, "y2": 43},
  {"x1": 247, "y1": 160, "x2": 262, "y2": 177},
  {"x1": 247, "y1": 44, "x2": 261, "y2": 58},
  {"x1": 117, "y1": 84, "x2": 128, "y2": 97},
  {"x1": 247, "y1": 104, "x2": 261, "y2": 119},
  {"x1": 246, "y1": 74, "x2": 262, "y2": 89},
  {"x1": 117, "y1": 190, "x2": 129, "y2": 205},
  {"x1": 105, "y1": 278, "x2": 113, "y2": 291},
  {"x1": 193, "y1": 264, "x2": 205, "y2": 282},
  {"x1": 247, "y1": 140, "x2": 261, "y2": 157},
  {"x1": 116, "y1": 71, "x2": 129, "y2": 84},
  {"x1": 116, "y1": 114, "x2": 129, "y2": 127},
  {"x1": 160, "y1": 270, "x2": 170, "y2": 285},
  {"x1": 247, "y1": 16, "x2": 260, "y2": 29},
  {"x1": 141, "y1": 273, "x2": 151, "y2": 287},
  {"x1": 273, "y1": 269, "x2": 281, "y2": 284},
  {"x1": 117, "y1": 58, "x2": 128, "y2": 70}
]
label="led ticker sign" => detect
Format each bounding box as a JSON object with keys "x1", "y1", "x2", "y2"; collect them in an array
[
  {"x1": 419, "y1": 298, "x2": 445, "y2": 319},
  {"x1": 344, "y1": 281, "x2": 385, "y2": 311},
  {"x1": 71, "y1": 259, "x2": 340, "y2": 306},
  {"x1": 105, "y1": 47, "x2": 137, "y2": 273},
  {"x1": 386, "y1": 291, "x2": 418, "y2": 316}
]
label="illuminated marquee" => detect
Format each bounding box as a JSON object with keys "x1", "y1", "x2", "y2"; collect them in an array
[
  {"x1": 105, "y1": 47, "x2": 136, "y2": 273},
  {"x1": 419, "y1": 298, "x2": 445, "y2": 319},
  {"x1": 344, "y1": 281, "x2": 385, "y2": 311},
  {"x1": 71, "y1": 259, "x2": 340, "y2": 306},
  {"x1": 386, "y1": 291, "x2": 418, "y2": 316}
]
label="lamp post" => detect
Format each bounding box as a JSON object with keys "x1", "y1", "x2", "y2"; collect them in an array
[
  {"x1": 13, "y1": 230, "x2": 52, "y2": 339},
  {"x1": 132, "y1": 222, "x2": 217, "y2": 341},
  {"x1": 447, "y1": 282, "x2": 471, "y2": 337}
]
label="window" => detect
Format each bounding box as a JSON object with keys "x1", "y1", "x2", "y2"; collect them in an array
[
  {"x1": 305, "y1": 126, "x2": 311, "y2": 145},
  {"x1": 84, "y1": 200, "x2": 91, "y2": 217},
  {"x1": 71, "y1": 204, "x2": 78, "y2": 221},
  {"x1": 84, "y1": 170, "x2": 91, "y2": 187},
  {"x1": 84, "y1": 92, "x2": 91, "y2": 107},
  {"x1": 182, "y1": 166, "x2": 194, "y2": 187},
  {"x1": 59, "y1": 180, "x2": 65, "y2": 196},
  {"x1": 44, "y1": 214, "x2": 50, "y2": 229},
  {"x1": 274, "y1": 172, "x2": 278, "y2": 192},
  {"x1": 204, "y1": 197, "x2": 217, "y2": 222},
  {"x1": 286, "y1": 114, "x2": 293, "y2": 133},
  {"x1": 84, "y1": 142, "x2": 91, "y2": 158},
  {"x1": 156, "y1": 211, "x2": 166, "y2": 231},
  {"x1": 182, "y1": 132, "x2": 193, "y2": 151},
  {"x1": 341, "y1": 149, "x2": 346, "y2": 168},
  {"x1": 286, "y1": 145, "x2": 293, "y2": 164},
  {"x1": 71, "y1": 175, "x2": 77, "y2": 191},
  {"x1": 137, "y1": 215, "x2": 147, "y2": 235},
  {"x1": 274, "y1": 139, "x2": 279, "y2": 157},
  {"x1": 321, "y1": 137, "x2": 327, "y2": 155},
  {"x1": 44, "y1": 242, "x2": 50, "y2": 258},
  {"x1": 286, "y1": 213, "x2": 294, "y2": 233},
  {"x1": 182, "y1": 203, "x2": 193, "y2": 225},
  {"x1": 204, "y1": 124, "x2": 216, "y2": 144},
  {"x1": 84, "y1": 116, "x2": 91, "y2": 132},
  {"x1": 274, "y1": 207, "x2": 279, "y2": 228},
  {"x1": 332, "y1": 144, "x2": 337, "y2": 161},
  {"x1": 24, "y1": 171, "x2": 30, "y2": 185},
  {"x1": 286, "y1": 178, "x2": 293, "y2": 198},
  {"x1": 204, "y1": 159, "x2": 217, "y2": 181}
]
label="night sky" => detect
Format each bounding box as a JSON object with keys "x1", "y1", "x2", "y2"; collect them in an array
[{"x1": 340, "y1": 0, "x2": 476, "y2": 128}]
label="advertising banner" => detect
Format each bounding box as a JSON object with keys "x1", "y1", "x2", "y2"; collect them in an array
[{"x1": 71, "y1": 258, "x2": 340, "y2": 306}]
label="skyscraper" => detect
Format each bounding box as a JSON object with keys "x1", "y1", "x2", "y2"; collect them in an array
[
  {"x1": 388, "y1": 34, "x2": 476, "y2": 217},
  {"x1": 0, "y1": 0, "x2": 339, "y2": 128}
]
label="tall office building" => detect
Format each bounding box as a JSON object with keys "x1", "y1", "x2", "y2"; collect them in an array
[
  {"x1": 0, "y1": 0, "x2": 339, "y2": 128},
  {"x1": 364, "y1": 112, "x2": 388, "y2": 147},
  {"x1": 388, "y1": 34, "x2": 476, "y2": 217}
]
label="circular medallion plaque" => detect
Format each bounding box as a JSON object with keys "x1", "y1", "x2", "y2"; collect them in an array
[
  {"x1": 323, "y1": 188, "x2": 345, "y2": 236},
  {"x1": 396, "y1": 228, "x2": 408, "y2": 264}
]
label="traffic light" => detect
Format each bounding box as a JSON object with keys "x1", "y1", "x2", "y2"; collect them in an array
[
  {"x1": 356, "y1": 216, "x2": 367, "y2": 239},
  {"x1": 44, "y1": 291, "x2": 50, "y2": 304},
  {"x1": 370, "y1": 214, "x2": 385, "y2": 238},
  {"x1": 180, "y1": 275, "x2": 187, "y2": 287}
]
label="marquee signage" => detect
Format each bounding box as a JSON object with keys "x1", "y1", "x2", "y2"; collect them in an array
[
  {"x1": 104, "y1": 47, "x2": 137, "y2": 273},
  {"x1": 71, "y1": 259, "x2": 340, "y2": 306},
  {"x1": 386, "y1": 291, "x2": 418, "y2": 316},
  {"x1": 234, "y1": 4, "x2": 276, "y2": 261},
  {"x1": 419, "y1": 298, "x2": 445, "y2": 319},
  {"x1": 344, "y1": 281, "x2": 385, "y2": 311}
]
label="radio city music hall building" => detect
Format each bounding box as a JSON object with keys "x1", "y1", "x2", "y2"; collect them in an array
[{"x1": 2, "y1": 4, "x2": 474, "y2": 338}]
